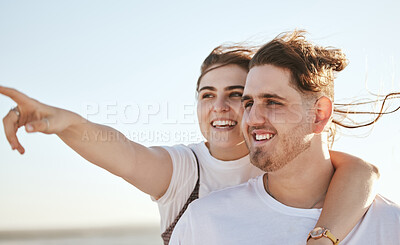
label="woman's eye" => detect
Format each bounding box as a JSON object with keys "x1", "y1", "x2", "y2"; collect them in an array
[
  {"x1": 230, "y1": 92, "x2": 243, "y2": 98},
  {"x1": 202, "y1": 93, "x2": 214, "y2": 99}
]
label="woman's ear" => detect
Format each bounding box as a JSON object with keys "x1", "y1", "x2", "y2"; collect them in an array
[{"x1": 313, "y1": 96, "x2": 333, "y2": 134}]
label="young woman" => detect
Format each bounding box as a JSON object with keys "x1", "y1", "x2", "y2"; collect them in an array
[{"x1": 0, "y1": 45, "x2": 378, "y2": 245}]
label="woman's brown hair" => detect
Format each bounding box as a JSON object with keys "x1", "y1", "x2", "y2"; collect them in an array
[{"x1": 196, "y1": 45, "x2": 257, "y2": 92}]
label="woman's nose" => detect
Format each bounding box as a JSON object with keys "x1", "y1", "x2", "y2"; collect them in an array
[{"x1": 212, "y1": 97, "x2": 229, "y2": 112}]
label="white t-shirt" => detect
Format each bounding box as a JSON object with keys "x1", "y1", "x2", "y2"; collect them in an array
[
  {"x1": 153, "y1": 142, "x2": 264, "y2": 232},
  {"x1": 170, "y1": 175, "x2": 400, "y2": 245}
]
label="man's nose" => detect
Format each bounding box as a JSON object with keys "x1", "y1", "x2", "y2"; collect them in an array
[{"x1": 246, "y1": 104, "x2": 265, "y2": 126}]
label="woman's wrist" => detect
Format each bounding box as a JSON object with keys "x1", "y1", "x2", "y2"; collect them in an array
[
  {"x1": 307, "y1": 227, "x2": 340, "y2": 245},
  {"x1": 307, "y1": 238, "x2": 334, "y2": 245},
  {"x1": 56, "y1": 110, "x2": 87, "y2": 137}
]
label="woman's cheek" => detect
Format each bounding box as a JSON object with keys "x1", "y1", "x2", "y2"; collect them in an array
[{"x1": 196, "y1": 102, "x2": 207, "y2": 123}]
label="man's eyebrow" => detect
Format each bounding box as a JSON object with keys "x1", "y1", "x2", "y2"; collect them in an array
[
  {"x1": 260, "y1": 93, "x2": 288, "y2": 101},
  {"x1": 225, "y1": 85, "x2": 244, "y2": 91},
  {"x1": 241, "y1": 93, "x2": 288, "y2": 102},
  {"x1": 241, "y1": 95, "x2": 252, "y2": 102},
  {"x1": 198, "y1": 86, "x2": 216, "y2": 92}
]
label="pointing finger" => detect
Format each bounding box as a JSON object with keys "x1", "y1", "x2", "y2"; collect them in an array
[{"x1": 0, "y1": 86, "x2": 31, "y2": 105}]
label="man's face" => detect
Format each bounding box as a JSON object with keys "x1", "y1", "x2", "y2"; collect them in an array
[{"x1": 241, "y1": 64, "x2": 314, "y2": 172}]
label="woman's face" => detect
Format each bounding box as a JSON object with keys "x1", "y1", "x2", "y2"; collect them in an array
[{"x1": 197, "y1": 64, "x2": 248, "y2": 149}]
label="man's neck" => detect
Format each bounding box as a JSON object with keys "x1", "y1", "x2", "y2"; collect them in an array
[{"x1": 264, "y1": 137, "x2": 334, "y2": 209}]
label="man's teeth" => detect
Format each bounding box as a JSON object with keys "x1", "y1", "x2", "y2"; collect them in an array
[
  {"x1": 255, "y1": 134, "x2": 274, "y2": 141},
  {"x1": 212, "y1": 120, "x2": 237, "y2": 127}
]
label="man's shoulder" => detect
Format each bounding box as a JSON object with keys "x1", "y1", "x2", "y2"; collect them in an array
[
  {"x1": 344, "y1": 195, "x2": 400, "y2": 243},
  {"x1": 372, "y1": 194, "x2": 400, "y2": 215},
  {"x1": 364, "y1": 194, "x2": 400, "y2": 225},
  {"x1": 189, "y1": 176, "x2": 261, "y2": 211}
]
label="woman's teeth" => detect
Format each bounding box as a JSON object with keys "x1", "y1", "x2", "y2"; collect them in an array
[{"x1": 212, "y1": 120, "x2": 237, "y2": 127}]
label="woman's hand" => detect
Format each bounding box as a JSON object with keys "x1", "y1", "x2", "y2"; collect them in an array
[
  {"x1": 1, "y1": 85, "x2": 173, "y2": 198},
  {"x1": 1, "y1": 85, "x2": 76, "y2": 154}
]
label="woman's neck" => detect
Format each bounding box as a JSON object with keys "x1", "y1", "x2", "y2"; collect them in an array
[{"x1": 206, "y1": 141, "x2": 249, "y2": 161}]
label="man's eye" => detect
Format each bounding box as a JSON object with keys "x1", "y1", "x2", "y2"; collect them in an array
[
  {"x1": 230, "y1": 92, "x2": 243, "y2": 98},
  {"x1": 243, "y1": 101, "x2": 253, "y2": 109},
  {"x1": 202, "y1": 93, "x2": 214, "y2": 99},
  {"x1": 266, "y1": 100, "x2": 282, "y2": 106}
]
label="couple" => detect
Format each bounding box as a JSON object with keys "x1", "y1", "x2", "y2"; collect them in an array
[{"x1": 1, "y1": 30, "x2": 398, "y2": 244}]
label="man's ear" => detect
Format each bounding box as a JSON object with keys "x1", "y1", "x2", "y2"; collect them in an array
[{"x1": 312, "y1": 96, "x2": 333, "y2": 134}]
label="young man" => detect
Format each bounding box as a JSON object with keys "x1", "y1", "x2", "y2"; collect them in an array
[{"x1": 169, "y1": 31, "x2": 400, "y2": 244}]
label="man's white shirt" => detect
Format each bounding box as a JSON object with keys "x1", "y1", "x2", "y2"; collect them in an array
[{"x1": 170, "y1": 175, "x2": 400, "y2": 245}]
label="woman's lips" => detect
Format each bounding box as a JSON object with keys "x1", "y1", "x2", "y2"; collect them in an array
[{"x1": 210, "y1": 119, "x2": 238, "y2": 129}]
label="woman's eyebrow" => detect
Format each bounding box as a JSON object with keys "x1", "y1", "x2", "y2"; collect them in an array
[
  {"x1": 225, "y1": 85, "x2": 244, "y2": 91},
  {"x1": 198, "y1": 85, "x2": 244, "y2": 92},
  {"x1": 198, "y1": 86, "x2": 216, "y2": 92}
]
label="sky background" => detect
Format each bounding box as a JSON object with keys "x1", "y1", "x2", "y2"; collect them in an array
[{"x1": 0, "y1": 0, "x2": 399, "y2": 231}]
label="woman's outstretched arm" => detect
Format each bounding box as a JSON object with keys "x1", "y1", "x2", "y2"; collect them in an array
[
  {"x1": 307, "y1": 151, "x2": 379, "y2": 245},
  {"x1": 0, "y1": 85, "x2": 172, "y2": 199}
]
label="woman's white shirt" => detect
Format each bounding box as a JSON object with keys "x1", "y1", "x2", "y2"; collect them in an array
[{"x1": 152, "y1": 141, "x2": 264, "y2": 232}]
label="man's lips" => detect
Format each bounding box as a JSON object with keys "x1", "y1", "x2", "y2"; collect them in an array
[{"x1": 251, "y1": 129, "x2": 276, "y2": 142}]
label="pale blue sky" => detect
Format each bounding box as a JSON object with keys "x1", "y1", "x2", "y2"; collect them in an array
[{"x1": 0, "y1": 0, "x2": 399, "y2": 230}]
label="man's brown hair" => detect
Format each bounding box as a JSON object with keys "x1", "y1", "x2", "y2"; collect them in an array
[
  {"x1": 250, "y1": 30, "x2": 348, "y2": 101},
  {"x1": 249, "y1": 30, "x2": 400, "y2": 146}
]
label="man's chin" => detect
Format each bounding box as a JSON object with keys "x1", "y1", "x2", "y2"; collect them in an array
[
  {"x1": 250, "y1": 150, "x2": 286, "y2": 172},
  {"x1": 250, "y1": 147, "x2": 268, "y2": 169}
]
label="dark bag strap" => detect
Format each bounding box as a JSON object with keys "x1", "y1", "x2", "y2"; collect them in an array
[{"x1": 161, "y1": 149, "x2": 200, "y2": 245}]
